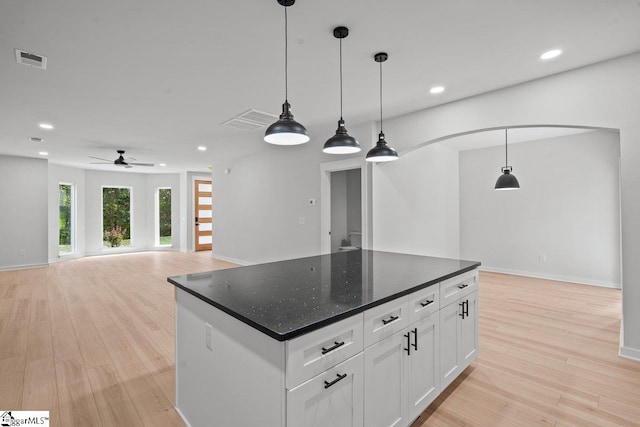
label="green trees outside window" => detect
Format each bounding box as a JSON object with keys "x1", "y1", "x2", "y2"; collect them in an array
[
  {"x1": 103, "y1": 187, "x2": 131, "y2": 247},
  {"x1": 158, "y1": 188, "x2": 172, "y2": 245},
  {"x1": 59, "y1": 184, "x2": 73, "y2": 253}
]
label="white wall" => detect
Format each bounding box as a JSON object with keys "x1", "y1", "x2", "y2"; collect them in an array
[
  {"x1": 458, "y1": 130, "x2": 621, "y2": 287},
  {"x1": 48, "y1": 164, "x2": 86, "y2": 263},
  {"x1": 211, "y1": 140, "x2": 324, "y2": 265},
  {"x1": 372, "y1": 143, "x2": 460, "y2": 258},
  {"x1": 0, "y1": 155, "x2": 48, "y2": 269}
]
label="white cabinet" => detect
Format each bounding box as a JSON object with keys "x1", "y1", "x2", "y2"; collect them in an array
[
  {"x1": 459, "y1": 291, "x2": 478, "y2": 366},
  {"x1": 439, "y1": 290, "x2": 478, "y2": 390},
  {"x1": 406, "y1": 312, "x2": 440, "y2": 421},
  {"x1": 364, "y1": 310, "x2": 440, "y2": 427},
  {"x1": 287, "y1": 353, "x2": 364, "y2": 427}
]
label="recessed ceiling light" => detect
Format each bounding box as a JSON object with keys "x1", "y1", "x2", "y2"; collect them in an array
[
  {"x1": 430, "y1": 86, "x2": 445, "y2": 94},
  {"x1": 159, "y1": 163, "x2": 167, "y2": 167},
  {"x1": 39, "y1": 151, "x2": 48, "y2": 156},
  {"x1": 540, "y1": 49, "x2": 562, "y2": 60},
  {"x1": 39, "y1": 123, "x2": 54, "y2": 130},
  {"x1": 197, "y1": 146, "x2": 207, "y2": 151}
]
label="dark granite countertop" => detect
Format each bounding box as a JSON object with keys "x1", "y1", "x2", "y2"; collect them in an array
[{"x1": 167, "y1": 250, "x2": 480, "y2": 341}]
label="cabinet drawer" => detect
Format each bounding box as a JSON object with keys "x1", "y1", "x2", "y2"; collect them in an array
[
  {"x1": 286, "y1": 314, "x2": 364, "y2": 389},
  {"x1": 363, "y1": 297, "x2": 409, "y2": 348},
  {"x1": 439, "y1": 270, "x2": 478, "y2": 308},
  {"x1": 408, "y1": 285, "x2": 439, "y2": 324},
  {"x1": 287, "y1": 352, "x2": 364, "y2": 427}
]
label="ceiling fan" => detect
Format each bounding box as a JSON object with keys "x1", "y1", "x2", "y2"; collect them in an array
[{"x1": 89, "y1": 150, "x2": 154, "y2": 168}]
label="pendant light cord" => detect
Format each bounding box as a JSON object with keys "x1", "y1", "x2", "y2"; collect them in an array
[
  {"x1": 379, "y1": 60, "x2": 383, "y2": 132},
  {"x1": 339, "y1": 37, "x2": 343, "y2": 120},
  {"x1": 284, "y1": 6, "x2": 288, "y2": 102},
  {"x1": 505, "y1": 128, "x2": 508, "y2": 167}
]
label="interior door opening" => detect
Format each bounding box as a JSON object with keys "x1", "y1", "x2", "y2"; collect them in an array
[{"x1": 330, "y1": 168, "x2": 362, "y2": 252}]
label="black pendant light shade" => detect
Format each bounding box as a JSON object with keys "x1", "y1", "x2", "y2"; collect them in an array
[
  {"x1": 324, "y1": 118, "x2": 361, "y2": 154},
  {"x1": 265, "y1": 0, "x2": 309, "y2": 146},
  {"x1": 366, "y1": 52, "x2": 398, "y2": 163},
  {"x1": 265, "y1": 101, "x2": 309, "y2": 145},
  {"x1": 323, "y1": 26, "x2": 361, "y2": 154},
  {"x1": 494, "y1": 129, "x2": 520, "y2": 190},
  {"x1": 495, "y1": 168, "x2": 520, "y2": 190},
  {"x1": 366, "y1": 132, "x2": 398, "y2": 162}
]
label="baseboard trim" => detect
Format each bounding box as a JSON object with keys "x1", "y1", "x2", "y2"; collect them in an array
[
  {"x1": 480, "y1": 266, "x2": 621, "y2": 289},
  {"x1": 211, "y1": 254, "x2": 254, "y2": 266},
  {"x1": 0, "y1": 262, "x2": 49, "y2": 271},
  {"x1": 620, "y1": 346, "x2": 640, "y2": 362},
  {"x1": 174, "y1": 407, "x2": 193, "y2": 427}
]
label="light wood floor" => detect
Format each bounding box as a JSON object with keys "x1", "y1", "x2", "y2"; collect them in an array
[{"x1": 0, "y1": 252, "x2": 638, "y2": 426}]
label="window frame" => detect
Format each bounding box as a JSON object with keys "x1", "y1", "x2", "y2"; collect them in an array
[
  {"x1": 155, "y1": 187, "x2": 172, "y2": 247},
  {"x1": 101, "y1": 185, "x2": 133, "y2": 249},
  {"x1": 58, "y1": 182, "x2": 76, "y2": 255}
]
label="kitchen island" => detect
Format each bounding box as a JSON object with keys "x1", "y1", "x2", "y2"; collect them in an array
[{"x1": 168, "y1": 250, "x2": 480, "y2": 427}]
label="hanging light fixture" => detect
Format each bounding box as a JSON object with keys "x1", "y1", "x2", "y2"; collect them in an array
[
  {"x1": 264, "y1": 0, "x2": 309, "y2": 145},
  {"x1": 323, "y1": 26, "x2": 360, "y2": 154},
  {"x1": 366, "y1": 52, "x2": 398, "y2": 162},
  {"x1": 494, "y1": 128, "x2": 520, "y2": 190}
]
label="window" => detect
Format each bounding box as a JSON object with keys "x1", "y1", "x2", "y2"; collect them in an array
[
  {"x1": 102, "y1": 186, "x2": 132, "y2": 248},
  {"x1": 59, "y1": 183, "x2": 75, "y2": 254},
  {"x1": 156, "y1": 187, "x2": 172, "y2": 246}
]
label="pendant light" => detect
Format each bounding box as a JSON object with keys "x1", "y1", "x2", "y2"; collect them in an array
[
  {"x1": 366, "y1": 52, "x2": 398, "y2": 162},
  {"x1": 323, "y1": 27, "x2": 361, "y2": 154},
  {"x1": 494, "y1": 128, "x2": 520, "y2": 190},
  {"x1": 264, "y1": 0, "x2": 309, "y2": 146}
]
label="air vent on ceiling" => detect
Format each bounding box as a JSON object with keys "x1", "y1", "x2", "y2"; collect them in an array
[
  {"x1": 29, "y1": 137, "x2": 44, "y2": 143},
  {"x1": 15, "y1": 49, "x2": 47, "y2": 70},
  {"x1": 222, "y1": 109, "x2": 278, "y2": 132}
]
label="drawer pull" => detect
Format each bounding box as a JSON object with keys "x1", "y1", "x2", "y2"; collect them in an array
[
  {"x1": 458, "y1": 283, "x2": 469, "y2": 289},
  {"x1": 420, "y1": 299, "x2": 434, "y2": 307},
  {"x1": 324, "y1": 373, "x2": 347, "y2": 389},
  {"x1": 321, "y1": 341, "x2": 345, "y2": 355},
  {"x1": 411, "y1": 328, "x2": 418, "y2": 351},
  {"x1": 464, "y1": 300, "x2": 469, "y2": 317},
  {"x1": 404, "y1": 332, "x2": 411, "y2": 356},
  {"x1": 382, "y1": 315, "x2": 399, "y2": 325},
  {"x1": 459, "y1": 302, "x2": 466, "y2": 319}
]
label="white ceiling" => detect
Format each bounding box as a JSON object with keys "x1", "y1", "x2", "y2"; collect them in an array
[{"x1": 1, "y1": 0, "x2": 639, "y2": 172}]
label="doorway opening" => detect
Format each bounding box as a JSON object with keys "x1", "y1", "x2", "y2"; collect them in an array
[{"x1": 330, "y1": 169, "x2": 362, "y2": 252}]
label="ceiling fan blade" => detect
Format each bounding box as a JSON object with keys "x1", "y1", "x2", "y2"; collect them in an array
[
  {"x1": 128, "y1": 162, "x2": 155, "y2": 167},
  {"x1": 89, "y1": 156, "x2": 113, "y2": 161},
  {"x1": 90, "y1": 162, "x2": 113, "y2": 164}
]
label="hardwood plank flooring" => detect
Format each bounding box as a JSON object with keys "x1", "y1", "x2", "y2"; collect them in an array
[{"x1": 0, "y1": 252, "x2": 637, "y2": 426}]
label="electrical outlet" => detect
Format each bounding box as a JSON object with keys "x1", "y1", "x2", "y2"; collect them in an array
[
  {"x1": 539, "y1": 255, "x2": 546, "y2": 262},
  {"x1": 298, "y1": 216, "x2": 306, "y2": 225},
  {"x1": 205, "y1": 323, "x2": 213, "y2": 351},
  {"x1": 18, "y1": 249, "x2": 25, "y2": 256}
]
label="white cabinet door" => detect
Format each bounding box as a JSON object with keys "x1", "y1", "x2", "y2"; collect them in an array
[
  {"x1": 364, "y1": 330, "x2": 408, "y2": 427},
  {"x1": 287, "y1": 353, "x2": 364, "y2": 427},
  {"x1": 439, "y1": 300, "x2": 461, "y2": 390},
  {"x1": 406, "y1": 312, "x2": 440, "y2": 421},
  {"x1": 459, "y1": 291, "x2": 478, "y2": 366}
]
